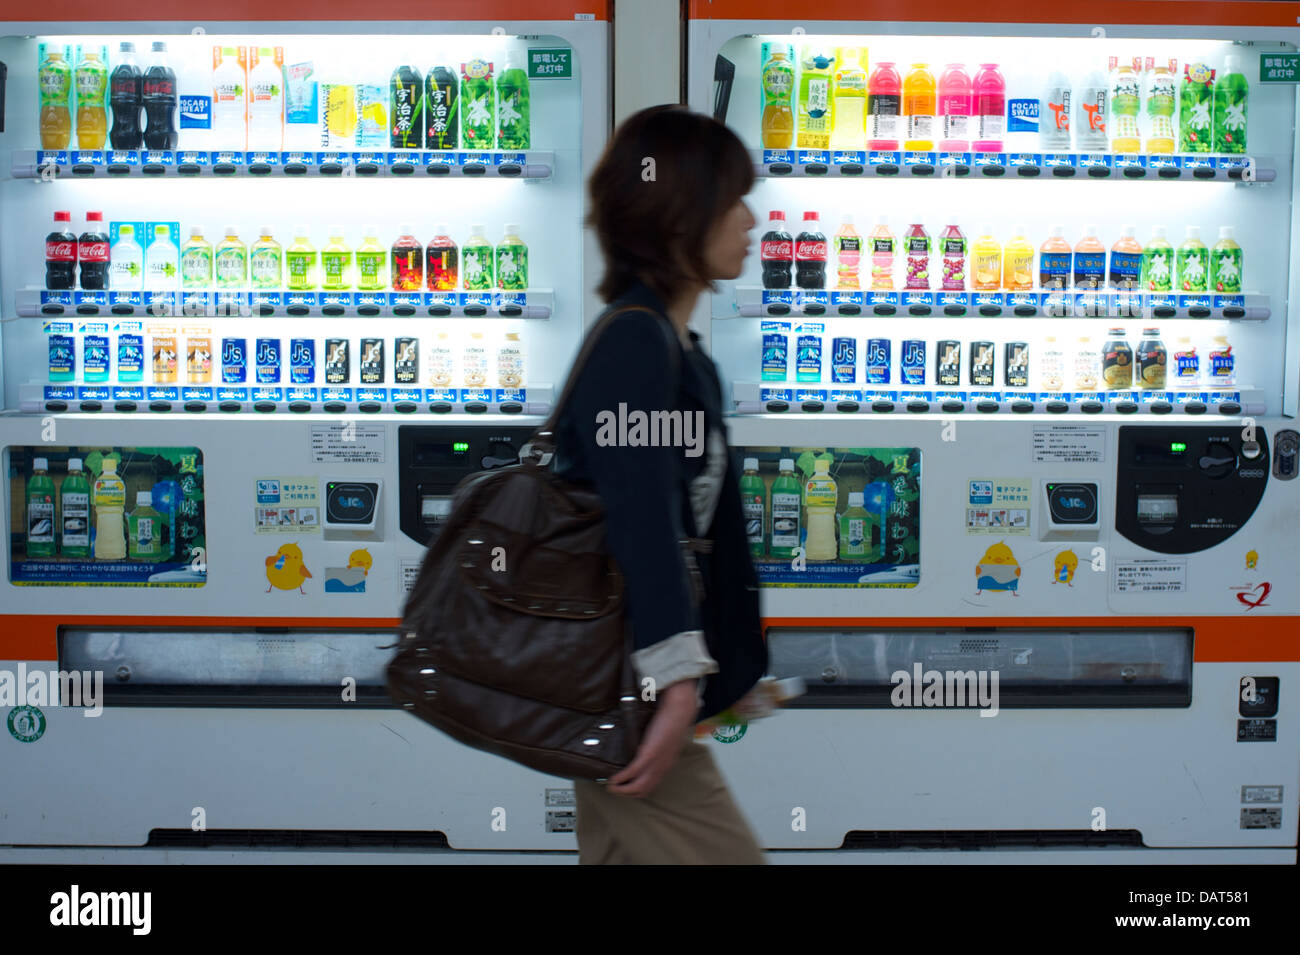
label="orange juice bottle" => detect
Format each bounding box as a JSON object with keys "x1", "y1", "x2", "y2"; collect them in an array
[
  {"x1": 1003, "y1": 225, "x2": 1034, "y2": 291},
  {"x1": 971, "y1": 225, "x2": 1002, "y2": 291},
  {"x1": 903, "y1": 63, "x2": 936, "y2": 150}
]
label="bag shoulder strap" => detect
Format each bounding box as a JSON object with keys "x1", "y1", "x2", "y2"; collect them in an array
[{"x1": 526, "y1": 302, "x2": 683, "y2": 461}]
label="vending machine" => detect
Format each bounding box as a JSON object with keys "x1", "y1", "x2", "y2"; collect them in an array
[
  {"x1": 686, "y1": 0, "x2": 1300, "y2": 860},
  {"x1": 0, "y1": 3, "x2": 614, "y2": 861}
]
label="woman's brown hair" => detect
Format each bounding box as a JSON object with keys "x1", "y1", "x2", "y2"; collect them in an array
[{"x1": 587, "y1": 105, "x2": 754, "y2": 305}]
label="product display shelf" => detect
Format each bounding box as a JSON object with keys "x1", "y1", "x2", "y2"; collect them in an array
[
  {"x1": 14, "y1": 149, "x2": 556, "y2": 180},
  {"x1": 22, "y1": 381, "x2": 554, "y2": 417},
  {"x1": 751, "y1": 149, "x2": 1273, "y2": 182},
  {"x1": 731, "y1": 381, "x2": 1257, "y2": 417},
  {"x1": 17, "y1": 288, "x2": 554, "y2": 320},
  {"x1": 727, "y1": 287, "x2": 1268, "y2": 321}
]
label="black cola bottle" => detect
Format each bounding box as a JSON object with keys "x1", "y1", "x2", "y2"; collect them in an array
[
  {"x1": 142, "y1": 41, "x2": 178, "y2": 150},
  {"x1": 795, "y1": 210, "x2": 828, "y2": 290},
  {"x1": 45, "y1": 211, "x2": 77, "y2": 291},
  {"x1": 78, "y1": 211, "x2": 111, "y2": 291},
  {"x1": 425, "y1": 65, "x2": 459, "y2": 149},
  {"x1": 109, "y1": 41, "x2": 143, "y2": 150},
  {"x1": 760, "y1": 210, "x2": 794, "y2": 289},
  {"x1": 390, "y1": 65, "x2": 425, "y2": 148}
]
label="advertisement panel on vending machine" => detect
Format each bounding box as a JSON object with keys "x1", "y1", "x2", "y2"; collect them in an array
[
  {"x1": 687, "y1": 0, "x2": 1300, "y2": 861},
  {"x1": 0, "y1": 1, "x2": 615, "y2": 860}
]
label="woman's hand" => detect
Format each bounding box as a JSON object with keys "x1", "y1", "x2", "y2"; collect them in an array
[{"x1": 606, "y1": 679, "x2": 698, "y2": 798}]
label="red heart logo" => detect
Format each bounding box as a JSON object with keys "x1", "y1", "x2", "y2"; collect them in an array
[{"x1": 1236, "y1": 582, "x2": 1271, "y2": 610}]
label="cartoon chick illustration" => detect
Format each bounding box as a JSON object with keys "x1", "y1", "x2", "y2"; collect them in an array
[
  {"x1": 975, "y1": 541, "x2": 1021, "y2": 596},
  {"x1": 1246, "y1": 550, "x2": 1258, "y2": 570},
  {"x1": 347, "y1": 549, "x2": 373, "y2": 575},
  {"x1": 266, "y1": 542, "x2": 312, "y2": 594},
  {"x1": 1053, "y1": 549, "x2": 1079, "y2": 586}
]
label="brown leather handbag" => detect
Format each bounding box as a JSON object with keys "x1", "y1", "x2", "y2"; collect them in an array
[{"x1": 387, "y1": 306, "x2": 689, "y2": 780}]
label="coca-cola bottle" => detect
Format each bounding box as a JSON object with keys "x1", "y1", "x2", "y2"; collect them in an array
[
  {"x1": 45, "y1": 211, "x2": 77, "y2": 291},
  {"x1": 109, "y1": 41, "x2": 143, "y2": 150},
  {"x1": 142, "y1": 41, "x2": 178, "y2": 151},
  {"x1": 760, "y1": 210, "x2": 794, "y2": 289},
  {"x1": 795, "y1": 210, "x2": 828, "y2": 289},
  {"x1": 78, "y1": 211, "x2": 110, "y2": 290}
]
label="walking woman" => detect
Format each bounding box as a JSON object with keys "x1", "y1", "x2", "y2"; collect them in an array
[{"x1": 553, "y1": 105, "x2": 768, "y2": 864}]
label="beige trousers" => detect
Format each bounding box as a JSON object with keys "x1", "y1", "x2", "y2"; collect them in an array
[{"x1": 573, "y1": 735, "x2": 767, "y2": 864}]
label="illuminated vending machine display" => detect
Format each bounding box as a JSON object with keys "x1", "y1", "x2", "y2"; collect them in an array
[
  {"x1": 0, "y1": 3, "x2": 611, "y2": 858},
  {"x1": 688, "y1": 0, "x2": 1299, "y2": 860}
]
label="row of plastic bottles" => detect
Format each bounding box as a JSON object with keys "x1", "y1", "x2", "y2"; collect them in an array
[
  {"x1": 39, "y1": 41, "x2": 531, "y2": 152},
  {"x1": 739, "y1": 457, "x2": 886, "y2": 563},
  {"x1": 760, "y1": 211, "x2": 1244, "y2": 293},
  {"x1": 761, "y1": 46, "x2": 1249, "y2": 154},
  {"x1": 23, "y1": 457, "x2": 167, "y2": 562},
  {"x1": 39, "y1": 42, "x2": 177, "y2": 151},
  {"x1": 46, "y1": 212, "x2": 529, "y2": 293}
]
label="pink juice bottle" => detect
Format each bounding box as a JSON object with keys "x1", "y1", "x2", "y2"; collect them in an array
[
  {"x1": 866, "y1": 61, "x2": 902, "y2": 150},
  {"x1": 938, "y1": 63, "x2": 972, "y2": 151},
  {"x1": 939, "y1": 223, "x2": 967, "y2": 291},
  {"x1": 904, "y1": 223, "x2": 931, "y2": 290},
  {"x1": 972, "y1": 63, "x2": 1005, "y2": 152},
  {"x1": 869, "y1": 215, "x2": 895, "y2": 290}
]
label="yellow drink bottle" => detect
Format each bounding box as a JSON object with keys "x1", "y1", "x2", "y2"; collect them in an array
[
  {"x1": 1003, "y1": 225, "x2": 1034, "y2": 291},
  {"x1": 93, "y1": 457, "x2": 127, "y2": 560},
  {"x1": 971, "y1": 225, "x2": 1002, "y2": 291},
  {"x1": 803, "y1": 458, "x2": 839, "y2": 561}
]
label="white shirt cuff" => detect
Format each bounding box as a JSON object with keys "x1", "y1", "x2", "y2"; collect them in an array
[{"x1": 632, "y1": 630, "x2": 719, "y2": 704}]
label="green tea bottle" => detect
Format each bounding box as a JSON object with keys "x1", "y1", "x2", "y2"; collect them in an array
[
  {"x1": 26, "y1": 457, "x2": 56, "y2": 558},
  {"x1": 1141, "y1": 225, "x2": 1174, "y2": 293},
  {"x1": 768, "y1": 457, "x2": 802, "y2": 560},
  {"x1": 1177, "y1": 225, "x2": 1208, "y2": 292},
  {"x1": 181, "y1": 226, "x2": 213, "y2": 289},
  {"x1": 213, "y1": 224, "x2": 247, "y2": 289},
  {"x1": 249, "y1": 224, "x2": 283, "y2": 290},
  {"x1": 838, "y1": 491, "x2": 869, "y2": 561},
  {"x1": 1213, "y1": 55, "x2": 1248, "y2": 154},
  {"x1": 739, "y1": 457, "x2": 766, "y2": 558},
  {"x1": 496, "y1": 223, "x2": 528, "y2": 291},
  {"x1": 460, "y1": 58, "x2": 495, "y2": 149},
  {"x1": 462, "y1": 224, "x2": 494, "y2": 290},
  {"x1": 321, "y1": 224, "x2": 352, "y2": 290},
  {"x1": 355, "y1": 225, "x2": 386, "y2": 291},
  {"x1": 496, "y1": 51, "x2": 530, "y2": 149},
  {"x1": 128, "y1": 489, "x2": 162, "y2": 560},
  {"x1": 1210, "y1": 226, "x2": 1243, "y2": 294},
  {"x1": 60, "y1": 456, "x2": 91, "y2": 558},
  {"x1": 285, "y1": 225, "x2": 317, "y2": 291}
]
